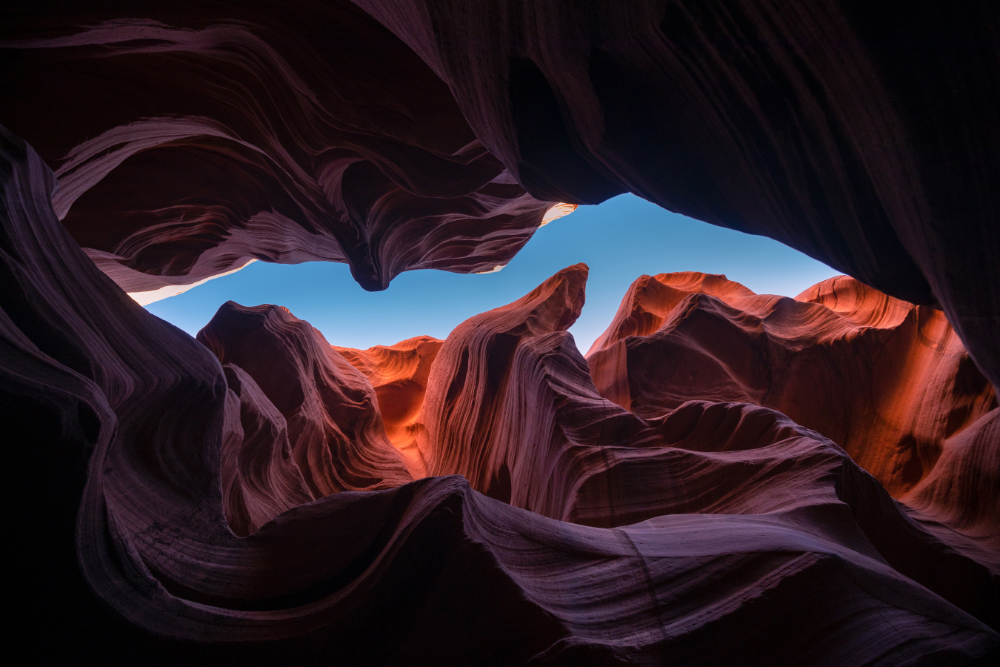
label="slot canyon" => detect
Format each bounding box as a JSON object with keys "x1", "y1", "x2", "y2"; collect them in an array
[{"x1": 2, "y1": 1, "x2": 998, "y2": 664}]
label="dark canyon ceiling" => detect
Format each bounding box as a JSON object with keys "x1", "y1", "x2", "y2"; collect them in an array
[{"x1": 2, "y1": 1, "x2": 998, "y2": 664}]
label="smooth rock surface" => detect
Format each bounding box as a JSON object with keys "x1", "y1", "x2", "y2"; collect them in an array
[
  {"x1": 3, "y1": 2, "x2": 998, "y2": 393},
  {"x1": 4, "y1": 1, "x2": 1000, "y2": 662},
  {"x1": 5, "y1": 129, "x2": 998, "y2": 662},
  {"x1": 0, "y1": 0, "x2": 557, "y2": 292},
  {"x1": 354, "y1": 0, "x2": 1000, "y2": 392},
  {"x1": 587, "y1": 272, "x2": 997, "y2": 500}
]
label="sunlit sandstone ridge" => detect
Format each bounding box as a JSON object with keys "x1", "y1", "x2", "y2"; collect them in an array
[
  {"x1": 334, "y1": 336, "x2": 443, "y2": 477},
  {"x1": 197, "y1": 262, "x2": 999, "y2": 629},
  {"x1": 332, "y1": 270, "x2": 999, "y2": 536},
  {"x1": 331, "y1": 267, "x2": 998, "y2": 544},
  {"x1": 586, "y1": 272, "x2": 998, "y2": 503}
]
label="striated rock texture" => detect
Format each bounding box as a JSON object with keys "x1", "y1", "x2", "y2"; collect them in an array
[
  {"x1": 587, "y1": 272, "x2": 998, "y2": 501},
  {"x1": 335, "y1": 336, "x2": 443, "y2": 477},
  {"x1": 4, "y1": 0, "x2": 1000, "y2": 662},
  {"x1": 4, "y1": 1, "x2": 1000, "y2": 395},
  {"x1": 5, "y1": 127, "x2": 999, "y2": 663},
  {"x1": 0, "y1": 0, "x2": 558, "y2": 294},
  {"x1": 353, "y1": 0, "x2": 1000, "y2": 394},
  {"x1": 3, "y1": 0, "x2": 999, "y2": 404},
  {"x1": 198, "y1": 303, "x2": 414, "y2": 533},
  {"x1": 907, "y1": 407, "x2": 1000, "y2": 566},
  {"x1": 585, "y1": 271, "x2": 1000, "y2": 576}
]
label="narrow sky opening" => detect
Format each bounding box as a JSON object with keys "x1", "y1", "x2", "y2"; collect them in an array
[{"x1": 145, "y1": 194, "x2": 841, "y2": 352}]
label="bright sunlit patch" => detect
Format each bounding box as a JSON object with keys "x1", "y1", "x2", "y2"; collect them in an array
[
  {"x1": 129, "y1": 259, "x2": 257, "y2": 305},
  {"x1": 540, "y1": 202, "x2": 578, "y2": 227}
]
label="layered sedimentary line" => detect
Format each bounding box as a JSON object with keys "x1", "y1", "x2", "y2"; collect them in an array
[
  {"x1": 4, "y1": 0, "x2": 1000, "y2": 662},
  {"x1": 5, "y1": 128, "x2": 998, "y2": 663},
  {"x1": 354, "y1": 0, "x2": 1000, "y2": 395},
  {"x1": 4, "y1": 1, "x2": 998, "y2": 395},
  {"x1": 197, "y1": 260, "x2": 999, "y2": 633},
  {"x1": 586, "y1": 272, "x2": 997, "y2": 508},
  {"x1": 120, "y1": 198, "x2": 575, "y2": 302},
  {"x1": 327, "y1": 270, "x2": 997, "y2": 542},
  {"x1": 0, "y1": 2, "x2": 568, "y2": 294},
  {"x1": 334, "y1": 336, "x2": 443, "y2": 477},
  {"x1": 128, "y1": 258, "x2": 257, "y2": 305}
]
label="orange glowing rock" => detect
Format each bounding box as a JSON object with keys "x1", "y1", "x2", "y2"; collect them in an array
[
  {"x1": 335, "y1": 336, "x2": 443, "y2": 477},
  {"x1": 198, "y1": 302, "x2": 413, "y2": 530},
  {"x1": 587, "y1": 272, "x2": 997, "y2": 499}
]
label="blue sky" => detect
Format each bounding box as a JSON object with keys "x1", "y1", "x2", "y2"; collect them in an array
[{"x1": 146, "y1": 194, "x2": 840, "y2": 353}]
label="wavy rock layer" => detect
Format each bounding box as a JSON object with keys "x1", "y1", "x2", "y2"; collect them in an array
[
  {"x1": 587, "y1": 272, "x2": 998, "y2": 503},
  {"x1": 334, "y1": 336, "x2": 442, "y2": 477},
  {"x1": 905, "y1": 406, "x2": 1000, "y2": 578},
  {"x1": 0, "y1": 1, "x2": 556, "y2": 293},
  {"x1": 4, "y1": 1, "x2": 999, "y2": 395},
  {"x1": 332, "y1": 267, "x2": 1000, "y2": 596},
  {"x1": 198, "y1": 303, "x2": 414, "y2": 533},
  {"x1": 354, "y1": 0, "x2": 1000, "y2": 394},
  {"x1": 5, "y1": 128, "x2": 999, "y2": 663}
]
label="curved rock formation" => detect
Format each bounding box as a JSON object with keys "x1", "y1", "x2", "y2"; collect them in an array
[
  {"x1": 587, "y1": 272, "x2": 997, "y2": 499},
  {"x1": 3, "y1": 1, "x2": 998, "y2": 394},
  {"x1": 906, "y1": 407, "x2": 1000, "y2": 566},
  {"x1": 4, "y1": 1, "x2": 1000, "y2": 663},
  {"x1": 335, "y1": 336, "x2": 442, "y2": 476},
  {"x1": 5, "y1": 129, "x2": 998, "y2": 663},
  {"x1": 198, "y1": 302, "x2": 414, "y2": 532},
  {"x1": 0, "y1": 1, "x2": 558, "y2": 294},
  {"x1": 353, "y1": 0, "x2": 1000, "y2": 393}
]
